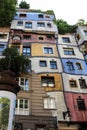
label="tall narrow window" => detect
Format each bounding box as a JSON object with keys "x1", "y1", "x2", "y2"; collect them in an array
[
  {"x1": 76, "y1": 62, "x2": 82, "y2": 70},
  {"x1": 0, "y1": 45, "x2": 5, "y2": 55},
  {"x1": 79, "y1": 78, "x2": 87, "y2": 88},
  {"x1": 15, "y1": 99, "x2": 29, "y2": 115},
  {"x1": 77, "y1": 97, "x2": 86, "y2": 111},
  {"x1": 23, "y1": 46, "x2": 31, "y2": 56},
  {"x1": 16, "y1": 77, "x2": 29, "y2": 91},
  {"x1": 50, "y1": 61, "x2": 57, "y2": 69},
  {"x1": 66, "y1": 61, "x2": 74, "y2": 70}
]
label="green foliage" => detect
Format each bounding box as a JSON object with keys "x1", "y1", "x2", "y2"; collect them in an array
[
  {"x1": 0, "y1": 0, "x2": 17, "y2": 27},
  {"x1": 0, "y1": 48, "x2": 31, "y2": 76},
  {"x1": 29, "y1": 9, "x2": 55, "y2": 15},
  {"x1": 55, "y1": 19, "x2": 77, "y2": 34},
  {"x1": 76, "y1": 19, "x2": 87, "y2": 25},
  {"x1": 0, "y1": 97, "x2": 10, "y2": 130},
  {"x1": 19, "y1": 0, "x2": 30, "y2": 9}
]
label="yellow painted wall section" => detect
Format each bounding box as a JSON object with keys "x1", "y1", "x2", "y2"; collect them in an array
[
  {"x1": 39, "y1": 73, "x2": 63, "y2": 91},
  {"x1": 32, "y1": 43, "x2": 58, "y2": 57}
]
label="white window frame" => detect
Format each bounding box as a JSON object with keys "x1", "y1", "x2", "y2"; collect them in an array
[
  {"x1": 17, "y1": 77, "x2": 29, "y2": 91},
  {"x1": 43, "y1": 97, "x2": 56, "y2": 109},
  {"x1": 15, "y1": 99, "x2": 29, "y2": 115}
]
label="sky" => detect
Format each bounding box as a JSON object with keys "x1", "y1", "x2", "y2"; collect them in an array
[{"x1": 18, "y1": 0, "x2": 87, "y2": 25}]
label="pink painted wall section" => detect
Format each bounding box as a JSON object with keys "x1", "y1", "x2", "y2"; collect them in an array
[
  {"x1": 9, "y1": 30, "x2": 56, "y2": 44},
  {"x1": 65, "y1": 92, "x2": 87, "y2": 122}
]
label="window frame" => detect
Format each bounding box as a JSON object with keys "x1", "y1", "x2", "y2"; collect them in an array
[
  {"x1": 69, "y1": 80, "x2": 77, "y2": 87},
  {"x1": 41, "y1": 76, "x2": 55, "y2": 87},
  {"x1": 23, "y1": 46, "x2": 31, "y2": 56},
  {"x1": 79, "y1": 78, "x2": 87, "y2": 88},
  {"x1": 16, "y1": 77, "x2": 29, "y2": 91},
  {"x1": 76, "y1": 62, "x2": 82, "y2": 70},
  {"x1": 63, "y1": 48, "x2": 75, "y2": 55},
  {"x1": 43, "y1": 97, "x2": 56, "y2": 109},
  {"x1": 62, "y1": 37, "x2": 70, "y2": 43},
  {"x1": 44, "y1": 47, "x2": 53, "y2": 54},
  {"x1": 17, "y1": 21, "x2": 23, "y2": 26},
  {"x1": 66, "y1": 61, "x2": 74, "y2": 70},
  {"x1": 39, "y1": 60, "x2": 47, "y2": 67},
  {"x1": 77, "y1": 97, "x2": 86, "y2": 111},
  {"x1": 37, "y1": 22, "x2": 45, "y2": 27},
  {"x1": 25, "y1": 22, "x2": 32, "y2": 28},
  {"x1": 15, "y1": 99, "x2": 29, "y2": 115},
  {"x1": 50, "y1": 61, "x2": 57, "y2": 69}
]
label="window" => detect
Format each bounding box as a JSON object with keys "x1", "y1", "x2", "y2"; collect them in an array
[
  {"x1": 40, "y1": 61, "x2": 47, "y2": 67},
  {"x1": 38, "y1": 14, "x2": 44, "y2": 18},
  {"x1": 44, "y1": 98, "x2": 56, "y2": 109},
  {"x1": 79, "y1": 78, "x2": 87, "y2": 88},
  {"x1": 76, "y1": 62, "x2": 82, "y2": 70},
  {"x1": 23, "y1": 46, "x2": 31, "y2": 56},
  {"x1": 66, "y1": 61, "x2": 74, "y2": 70},
  {"x1": 45, "y1": 15, "x2": 50, "y2": 18},
  {"x1": 23, "y1": 35, "x2": 31, "y2": 40},
  {"x1": 25, "y1": 22, "x2": 32, "y2": 28},
  {"x1": 38, "y1": 36, "x2": 44, "y2": 40},
  {"x1": 15, "y1": 99, "x2": 29, "y2": 115},
  {"x1": 77, "y1": 97, "x2": 86, "y2": 111},
  {"x1": 0, "y1": 34, "x2": 7, "y2": 39},
  {"x1": 44, "y1": 47, "x2": 53, "y2": 54},
  {"x1": 47, "y1": 23, "x2": 52, "y2": 28},
  {"x1": 19, "y1": 13, "x2": 26, "y2": 17},
  {"x1": 37, "y1": 22, "x2": 45, "y2": 27},
  {"x1": 16, "y1": 77, "x2": 29, "y2": 91},
  {"x1": 84, "y1": 30, "x2": 87, "y2": 36},
  {"x1": 0, "y1": 45, "x2": 5, "y2": 55},
  {"x1": 63, "y1": 48, "x2": 75, "y2": 55},
  {"x1": 41, "y1": 76, "x2": 55, "y2": 87},
  {"x1": 69, "y1": 80, "x2": 77, "y2": 87},
  {"x1": 17, "y1": 21, "x2": 23, "y2": 26},
  {"x1": 50, "y1": 61, "x2": 57, "y2": 69},
  {"x1": 62, "y1": 37, "x2": 70, "y2": 43}
]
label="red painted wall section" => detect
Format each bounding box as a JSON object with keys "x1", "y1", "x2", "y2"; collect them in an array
[{"x1": 65, "y1": 92, "x2": 87, "y2": 122}]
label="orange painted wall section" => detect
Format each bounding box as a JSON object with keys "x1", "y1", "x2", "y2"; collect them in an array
[{"x1": 32, "y1": 43, "x2": 58, "y2": 57}]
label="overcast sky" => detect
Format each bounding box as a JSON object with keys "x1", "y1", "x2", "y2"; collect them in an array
[{"x1": 18, "y1": 0, "x2": 87, "y2": 25}]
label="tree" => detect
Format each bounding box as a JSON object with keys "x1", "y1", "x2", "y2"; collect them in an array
[
  {"x1": 0, "y1": 0, "x2": 17, "y2": 27},
  {"x1": 0, "y1": 48, "x2": 31, "y2": 76},
  {"x1": 19, "y1": 0, "x2": 30, "y2": 9},
  {"x1": 76, "y1": 19, "x2": 87, "y2": 25},
  {"x1": 55, "y1": 19, "x2": 77, "y2": 34}
]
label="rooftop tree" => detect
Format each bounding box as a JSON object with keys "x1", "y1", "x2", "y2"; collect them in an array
[
  {"x1": 19, "y1": 0, "x2": 30, "y2": 9},
  {"x1": 0, "y1": 0, "x2": 17, "y2": 26},
  {"x1": 55, "y1": 19, "x2": 77, "y2": 34},
  {"x1": 0, "y1": 47, "x2": 31, "y2": 76}
]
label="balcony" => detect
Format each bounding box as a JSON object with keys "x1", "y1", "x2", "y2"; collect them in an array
[{"x1": 10, "y1": 35, "x2": 21, "y2": 44}]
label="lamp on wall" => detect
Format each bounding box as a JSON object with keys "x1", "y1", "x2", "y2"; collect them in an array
[{"x1": 63, "y1": 108, "x2": 71, "y2": 120}]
